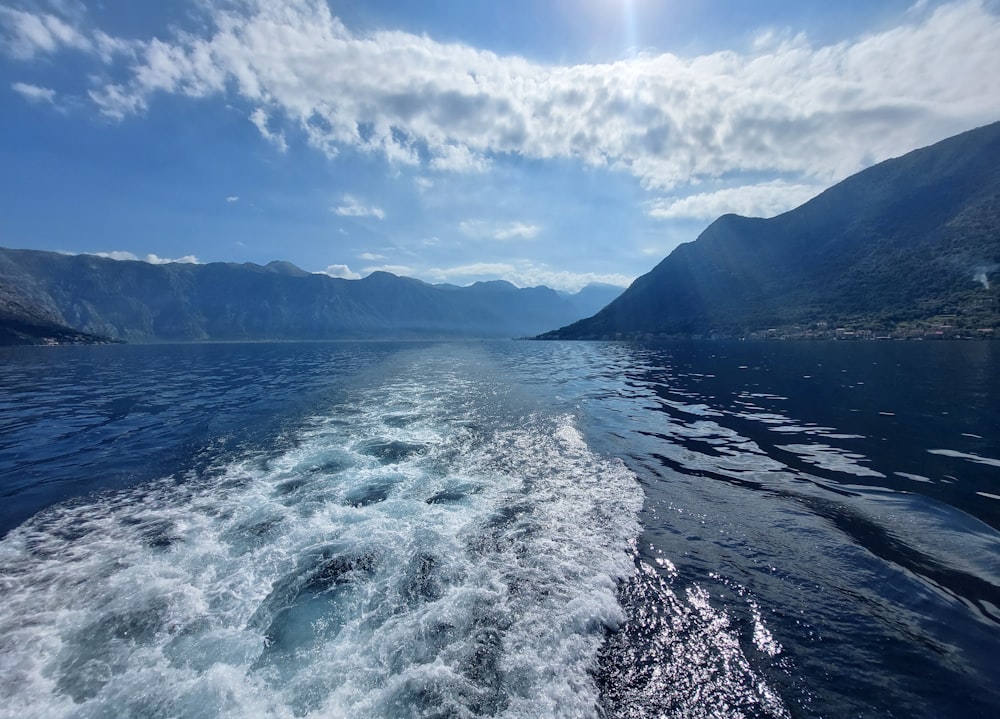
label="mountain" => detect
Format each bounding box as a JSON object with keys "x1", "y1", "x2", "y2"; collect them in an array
[
  {"x1": 0, "y1": 248, "x2": 618, "y2": 343},
  {"x1": 0, "y1": 281, "x2": 117, "y2": 345},
  {"x1": 541, "y1": 122, "x2": 1000, "y2": 340},
  {"x1": 559, "y1": 283, "x2": 624, "y2": 319}
]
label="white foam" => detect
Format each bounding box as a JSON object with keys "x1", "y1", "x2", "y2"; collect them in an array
[{"x1": 0, "y1": 350, "x2": 643, "y2": 719}]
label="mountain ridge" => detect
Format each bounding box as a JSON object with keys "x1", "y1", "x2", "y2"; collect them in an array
[
  {"x1": 0, "y1": 248, "x2": 623, "y2": 344},
  {"x1": 540, "y1": 121, "x2": 1000, "y2": 340}
]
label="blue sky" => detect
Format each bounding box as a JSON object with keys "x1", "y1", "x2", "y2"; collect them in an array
[{"x1": 2, "y1": 0, "x2": 999, "y2": 291}]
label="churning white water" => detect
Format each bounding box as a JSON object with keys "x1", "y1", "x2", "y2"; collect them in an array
[
  {"x1": 7, "y1": 340, "x2": 996, "y2": 718},
  {"x1": 0, "y1": 349, "x2": 643, "y2": 718}
]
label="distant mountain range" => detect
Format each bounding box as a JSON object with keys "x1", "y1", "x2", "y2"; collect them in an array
[
  {"x1": 6, "y1": 122, "x2": 998, "y2": 346},
  {"x1": 0, "y1": 249, "x2": 622, "y2": 344},
  {"x1": 541, "y1": 121, "x2": 1000, "y2": 340}
]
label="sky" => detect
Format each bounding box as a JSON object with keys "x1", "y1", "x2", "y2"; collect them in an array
[{"x1": 2, "y1": 0, "x2": 999, "y2": 291}]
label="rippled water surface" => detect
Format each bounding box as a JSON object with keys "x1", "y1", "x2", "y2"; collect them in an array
[{"x1": 1, "y1": 340, "x2": 997, "y2": 718}]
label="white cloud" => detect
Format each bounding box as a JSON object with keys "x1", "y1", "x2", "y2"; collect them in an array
[
  {"x1": 92, "y1": 30, "x2": 136, "y2": 63},
  {"x1": 648, "y1": 181, "x2": 822, "y2": 220},
  {"x1": 226, "y1": 195, "x2": 239, "y2": 203},
  {"x1": 88, "y1": 83, "x2": 146, "y2": 120},
  {"x1": 317, "y1": 263, "x2": 361, "y2": 279},
  {"x1": 494, "y1": 222, "x2": 541, "y2": 240},
  {"x1": 429, "y1": 262, "x2": 518, "y2": 278},
  {"x1": 358, "y1": 252, "x2": 386, "y2": 261},
  {"x1": 459, "y1": 220, "x2": 541, "y2": 241},
  {"x1": 333, "y1": 195, "x2": 385, "y2": 219},
  {"x1": 11, "y1": 81, "x2": 55, "y2": 104},
  {"x1": 425, "y1": 261, "x2": 632, "y2": 292},
  {"x1": 362, "y1": 264, "x2": 416, "y2": 277},
  {"x1": 7, "y1": 0, "x2": 1000, "y2": 191},
  {"x1": 88, "y1": 251, "x2": 200, "y2": 264},
  {"x1": 249, "y1": 108, "x2": 287, "y2": 152},
  {"x1": 0, "y1": 6, "x2": 90, "y2": 59},
  {"x1": 90, "y1": 250, "x2": 139, "y2": 261},
  {"x1": 146, "y1": 253, "x2": 198, "y2": 265},
  {"x1": 429, "y1": 143, "x2": 490, "y2": 173}
]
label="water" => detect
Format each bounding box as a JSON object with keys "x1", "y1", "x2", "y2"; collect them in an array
[{"x1": 0, "y1": 340, "x2": 997, "y2": 718}]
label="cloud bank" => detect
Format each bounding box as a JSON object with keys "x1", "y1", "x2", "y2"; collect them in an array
[
  {"x1": 423, "y1": 261, "x2": 632, "y2": 293},
  {"x1": 4, "y1": 0, "x2": 999, "y2": 201},
  {"x1": 648, "y1": 181, "x2": 823, "y2": 220},
  {"x1": 87, "y1": 251, "x2": 200, "y2": 265}
]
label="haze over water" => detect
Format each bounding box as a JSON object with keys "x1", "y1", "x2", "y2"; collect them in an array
[{"x1": 1, "y1": 340, "x2": 997, "y2": 718}]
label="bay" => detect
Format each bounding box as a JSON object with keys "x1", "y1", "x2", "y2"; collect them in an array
[{"x1": 0, "y1": 340, "x2": 997, "y2": 718}]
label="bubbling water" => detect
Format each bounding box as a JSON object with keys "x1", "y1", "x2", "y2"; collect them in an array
[{"x1": 0, "y1": 353, "x2": 643, "y2": 719}]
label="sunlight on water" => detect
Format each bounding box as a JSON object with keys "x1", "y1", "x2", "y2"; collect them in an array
[
  {"x1": 2, "y1": 339, "x2": 996, "y2": 718},
  {"x1": 927, "y1": 448, "x2": 1000, "y2": 469},
  {"x1": 598, "y1": 562, "x2": 789, "y2": 719},
  {"x1": 775, "y1": 443, "x2": 886, "y2": 477}
]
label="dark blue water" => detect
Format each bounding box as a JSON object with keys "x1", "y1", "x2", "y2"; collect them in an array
[{"x1": 0, "y1": 340, "x2": 997, "y2": 718}]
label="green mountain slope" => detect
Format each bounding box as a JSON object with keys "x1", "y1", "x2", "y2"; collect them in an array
[{"x1": 542, "y1": 121, "x2": 1000, "y2": 340}]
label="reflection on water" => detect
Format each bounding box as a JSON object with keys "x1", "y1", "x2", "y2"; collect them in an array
[{"x1": 546, "y1": 340, "x2": 1000, "y2": 718}]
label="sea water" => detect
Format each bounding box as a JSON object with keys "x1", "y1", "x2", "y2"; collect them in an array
[{"x1": 0, "y1": 340, "x2": 997, "y2": 718}]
